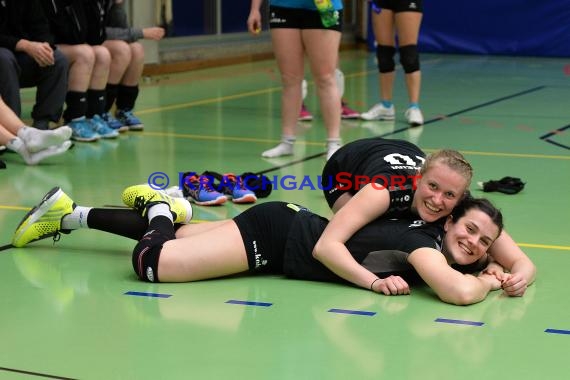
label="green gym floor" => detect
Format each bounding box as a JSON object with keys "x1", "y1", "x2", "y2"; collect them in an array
[{"x1": 1, "y1": 50, "x2": 569, "y2": 379}]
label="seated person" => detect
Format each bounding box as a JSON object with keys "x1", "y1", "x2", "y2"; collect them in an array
[{"x1": 0, "y1": 96, "x2": 71, "y2": 165}]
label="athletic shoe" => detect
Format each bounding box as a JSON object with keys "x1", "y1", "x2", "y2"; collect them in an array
[
  {"x1": 12, "y1": 187, "x2": 75, "y2": 247},
  {"x1": 69, "y1": 117, "x2": 100, "y2": 142},
  {"x1": 121, "y1": 184, "x2": 193, "y2": 224},
  {"x1": 360, "y1": 103, "x2": 395, "y2": 121},
  {"x1": 221, "y1": 173, "x2": 257, "y2": 204},
  {"x1": 298, "y1": 103, "x2": 313, "y2": 121},
  {"x1": 404, "y1": 107, "x2": 424, "y2": 126},
  {"x1": 102, "y1": 112, "x2": 129, "y2": 132},
  {"x1": 181, "y1": 174, "x2": 227, "y2": 206},
  {"x1": 341, "y1": 101, "x2": 360, "y2": 119},
  {"x1": 89, "y1": 115, "x2": 119, "y2": 139},
  {"x1": 116, "y1": 109, "x2": 144, "y2": 131}
]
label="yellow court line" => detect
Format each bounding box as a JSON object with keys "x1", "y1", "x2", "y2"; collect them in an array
[
  {"x1": 141, "y1": 131, "x2": 325, "y2": 146},
  {"x1": 130, "y1": 131, "x2": 570, "y2": 159},
  {"x1": 518, "y1": 243, "x2": 570, "y2": 251},
  {"x1": 137, "y1": 87, "x2": 280, "y2": 115}
]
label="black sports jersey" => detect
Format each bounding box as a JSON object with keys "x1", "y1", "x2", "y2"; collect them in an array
[
  {"x1": 282, "y1": 208, "x2": 446, "y2": 283},
  {"x1": 323, "y1": 137, "x2": 426, "y2": 216}
]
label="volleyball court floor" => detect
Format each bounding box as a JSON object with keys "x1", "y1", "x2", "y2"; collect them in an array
[{"x1": 0, "y1": 50, "x2": 569, "y2": 379}]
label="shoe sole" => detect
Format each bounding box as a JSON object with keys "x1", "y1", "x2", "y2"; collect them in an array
[
  {"x1": 341, "y1": 114, "x2": 360, "y2": 119},
  {"x1": 190, "y1": 196, "x2": 227, "y2": 206},
  {"x1": 231, "y1": 194, "x2": 257, "y2": 204},
  {"x1": 12, "y1": 187, "x2": 62, "y2": 247},
  {"x1": 360, "y1": 115, "x2": 395, "y2": 121}
]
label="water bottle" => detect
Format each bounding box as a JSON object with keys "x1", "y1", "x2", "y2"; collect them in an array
[{"x1": 314, "y1": 0, "x2": 339, "y2": 27}]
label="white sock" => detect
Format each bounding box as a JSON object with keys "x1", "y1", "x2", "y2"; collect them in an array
[
  {"x1": 6, "y1": 137, "x2": 32, "y2": 163},
  {"x1": 302, "y1": 79, "x2": 308, "y2": 100},
  {"x1": 326, "y1": 138, "x2": 342, "y2": 160},
  {"x1": 61, "y1": 206, "x2": 93, "y2": 230},
  {"x1": 24, "y1": 141, "x2": 72, "y2": 165},
  {"x1": 261, "y1": 136, "x2": 295, "y2": 158},
  {"x1": 17, "y1": 126, "x2": 72, "y2": 153},
  {"x1": 148, "y1": 203, "x2": 173, "y2": 222}
]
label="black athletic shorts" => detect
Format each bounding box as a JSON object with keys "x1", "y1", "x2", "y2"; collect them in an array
[
  {"x1": 374, "y1": 0, "x2": 423, "y2": 13},
  {"x1": 233, "y1": 202, "x2": 300, "y2": 274},
  {"x1": 269, "y1": 5, "x2": 343, "y2": 32}
]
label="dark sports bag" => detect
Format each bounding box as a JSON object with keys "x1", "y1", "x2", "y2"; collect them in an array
[{"x1": 480, "y1": 176, "x2": 525, "y2": 195}]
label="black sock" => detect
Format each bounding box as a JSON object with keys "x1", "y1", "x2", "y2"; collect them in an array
[
  {"x1": 86, "y1": 208, "x2": 183, "y2": 240},
  {"x1": 87, "y1": 208, "x2": 149, "y2": 240},
  {"x1": 87, "y1": 89, "x2": 107, "y2": 117},
  {"x1": 105, "y1": 83, "x2": 119, "y2": 112},
  {"x1": 116, "y1": 85, "x2": 139, "y2": 111}
]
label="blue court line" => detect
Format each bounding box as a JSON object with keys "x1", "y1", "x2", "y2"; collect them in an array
[
  {"x1": 124, "y1": 291, "x2": 172, "y2": 298},
  {"x1": 328, "y1": 308, "x2": 376, "y2": 317},
  {"x1": 435, "y1": 318, "x2": 484, "y2": 326},
  {"x1": 545, "y1": 328, "x2": 570, "y2": 335},
  {"x1": 225, "y1": 300, "x2": 273, "y2": 307},
  {"x1": 540, "y1": 124, "x2": 570, "y2": 150}
]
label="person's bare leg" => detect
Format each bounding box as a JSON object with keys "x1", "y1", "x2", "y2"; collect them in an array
[
  {"x1": 159, "y1": 221, "x2": 249, "y2": 282},
  {"x1": 395, "y1": 12, "x2": 423, "y2": 104},
  {"x1": 262, "y1": 28, "x2": 305, "y2": 158}
]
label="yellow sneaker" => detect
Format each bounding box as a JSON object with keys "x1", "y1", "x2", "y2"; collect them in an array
[
  {"x1": 121, "y1": 184, "x2": 193, "y2": 224},
  {"x1": 12, "y1": 187, "x2": 75, "y2": 247}
]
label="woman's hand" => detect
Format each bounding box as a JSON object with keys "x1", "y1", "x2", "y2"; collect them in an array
[{"x1": 371, "y1": 275, "x2": 410, "y2": 295}]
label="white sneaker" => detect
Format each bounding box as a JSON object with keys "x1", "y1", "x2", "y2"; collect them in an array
[
  {"x1": 261, "y1": 142, "x2": 294, "y2": 158},
  {"x1": 360, "y1": 103, "x2": 395, "y2": 121},
  {"x1": 404, "y1": 107, "x2": 424, "y2": 126}
]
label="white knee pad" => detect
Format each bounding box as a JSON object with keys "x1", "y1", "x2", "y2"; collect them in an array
[{"x1": 335, "y1": 68, "x2": 345, "y2": 98}]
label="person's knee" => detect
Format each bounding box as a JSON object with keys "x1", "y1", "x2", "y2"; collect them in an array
[
  {"x1": 132, "y1": 230, "x2": 171, "y2": 283},
  {"x1": 127, "y1": 43, "x2": 145, "y2": 66},
  {"x1": 0, "y1": 48, "x2": 18, "y2": 70},
  {"x1": 376, "y1": 45, "x2": 396, "y2": 73},
  {"x1": 399, "y1": 45, "x2": 420, "y2": 73},
  {"x1": 93, "y1": 46, "x2": 112, "y2": 67}
]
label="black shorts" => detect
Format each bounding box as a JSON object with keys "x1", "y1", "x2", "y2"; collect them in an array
[
  {"x1": 269, "y1": 5, "x2": 343, "y2": 32},
  {"x1": 375, "y1": 0, "x2": 423, "y2": 13},
  {"x1": 233, "y1": 202, "x2": 299, "y2": 274}
]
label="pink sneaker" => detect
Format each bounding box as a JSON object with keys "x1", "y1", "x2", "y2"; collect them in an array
[
  {"x1": 298, "y1": 103, "x2": 313, "y2": 121},
  {"x1": 341, "y1": 101, "x2": 360, "y2": 119}
]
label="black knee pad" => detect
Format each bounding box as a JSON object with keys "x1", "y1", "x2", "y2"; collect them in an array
[
  {"x1": 399, "y1": 45, "x2": 420, "y2": 73},
  {"x1": 376, "y1": 45, "x2": 396, "y2": 73},
  {"x1": 132, "y1": 230, "x2": 172, "y2": 283}
]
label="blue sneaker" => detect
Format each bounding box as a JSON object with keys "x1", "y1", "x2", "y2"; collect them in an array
[
  {"x1": 102, "y1": 112, "x2": 128, "y2": 133},
  {"x1": 116, "y1": 109, "x2": 144, "y2": 131},
  {"x1": 69, "y1": 117, "x2": 100, "y2": 142},
  {"x1": 182, "y1": 173, "x2": 227, "y2": 206},
  {"x1": 89, "y1": 115, "x2": 119, "y2": 139},
  {"x1": 221, "y1": 173, "x2": 257, "y2": 204}
]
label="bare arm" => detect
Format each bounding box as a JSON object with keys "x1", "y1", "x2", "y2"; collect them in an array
[
  {"x1": 408, "y1": 247, "x2": 502, "y2": 305},
  {"x1": 247, "y1": 0, "x2": 264, "y2": 34},
  {"x1": 312, "y1": 185, "x2": 409, "y2": 294},
  {"x1": 487, "y1": 230, "x2": 536, "y2": 296}
]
